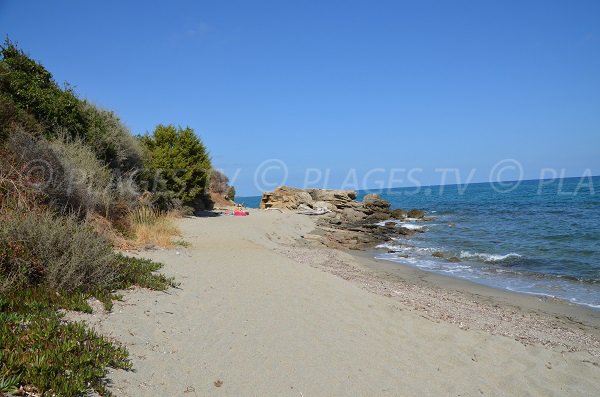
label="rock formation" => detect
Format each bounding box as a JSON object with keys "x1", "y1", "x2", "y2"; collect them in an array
[{"x1": 260, "y1": 186, "x2": 428, "y2": 250}]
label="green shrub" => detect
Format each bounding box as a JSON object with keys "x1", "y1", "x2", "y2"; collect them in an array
[
  {"x1": 0, "y1": 93, "x2": 43, "y2": 141},
  {"x1": 0, "y1": 40, "x2": 88, "y2": 140},
  {"x1": 140, "y1": 124, "x2": 212, "y2": 209},
  {"x1": 83, "y1": 102, "x2": 143, "y2": 172},
  {"x1": 226, "y1": 185, "x2": 236, "y2": 202},
  {"x1": 112, "y1": 253, "x2": 177, "y2": 291},
  {"x1": 0, "y1": 40, "x2": 142, "y2": 173}
]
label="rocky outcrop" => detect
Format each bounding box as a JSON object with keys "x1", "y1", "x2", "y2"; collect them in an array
[
  {"x1": 260, "y1": 186, "x2": 428, "y2": 250},
  {"x1": 391, "y1": 209, "x2": 407, "y2": 219},
  {"x1": 407, "y1": 209, "x2": 425, "y2": 219},
  {"x1": 260, "y1": 186, "x2": 314, "y2": 210}
]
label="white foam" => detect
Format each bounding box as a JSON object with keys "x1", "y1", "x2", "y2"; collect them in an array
[
  {"x1": 569, "y1": 298, "x2": 600, "y2": 309},
  {"x1": 398, "y1": 223, "x2": 424, "y2": 230},
  {"x1": 375, "y1": 220, "x2": 425, "y2": 230},
  {"x1": 376, "y1": 242, "x2": 402, "y2": 250},
  {"x1": 460, "y1": 251, "x2": 522, "y2": 262}
]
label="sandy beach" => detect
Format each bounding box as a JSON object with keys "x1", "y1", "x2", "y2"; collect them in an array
[{"x1": 73, "y1": 210, "x2": 600, "y2": 396}]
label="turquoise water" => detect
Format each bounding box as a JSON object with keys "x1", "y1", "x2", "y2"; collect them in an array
[{"x1": 240, "y1": 176, "x2": 600, "y2": 309}]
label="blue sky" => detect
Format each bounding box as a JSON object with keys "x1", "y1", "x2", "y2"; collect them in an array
[{"x1": 1, "y1": 0, "x2": 599, "y2": 195}]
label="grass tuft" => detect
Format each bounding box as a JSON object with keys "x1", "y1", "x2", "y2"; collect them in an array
[{"x1": 129, "y1": 207, "x2": 181, "y2": 248}]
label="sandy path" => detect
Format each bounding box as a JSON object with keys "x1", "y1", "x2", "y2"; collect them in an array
[{"x1": 82, "y1": 211, "x2": 598, "y2": 396}]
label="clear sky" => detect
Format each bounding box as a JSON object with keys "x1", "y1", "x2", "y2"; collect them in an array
[{"x1": 1, "y1": 0, "x2": 599, "y2": 195}]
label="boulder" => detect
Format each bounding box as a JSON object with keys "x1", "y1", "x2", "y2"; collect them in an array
[
  {"x1": 306, "y1": 189, "x2": 357, "y2": 209},
  {"x1": 391, "y1": 209, "x2": 407, "y2": 219},
  {"x1": 367, "y1": 211, "x2": 392, "y2": 221},
  {"x1": 362, "y1": 193, "x2": 391, "y2": 212},
  {"x1": 259, "y1": 186, "x2": 314, "y2": 210},
  {"x1": 407, "y1": 209, "x2": 425, "y2": 219}
]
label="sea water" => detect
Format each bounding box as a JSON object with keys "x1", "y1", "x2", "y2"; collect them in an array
[{"x1": 360, "y1": 176, "x2": 600, "y2": 309}]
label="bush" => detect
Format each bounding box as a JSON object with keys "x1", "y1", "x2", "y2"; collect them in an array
[
  {"x1": 0, "y1": 40, "x2": 143, "y2": 173},
  {"x1": 140, "y1": 124, "x2": 212, "y2": 209},
  {"x1": 5, "y1": 130, "x2": 93, "y2": 216},
  {"x1": 0, "y1": 93, "x2": 43, "y2": 141},
  {"x1": 226, "y1": 185, "x2": 236, "y2": 202},
  {"x1": 0, "y1": 208, "x2": 117, "y2": 292},
  {"x1": 49, "y1": 136, "x2": 114, "y2": 214},
  {"x1": 83, "y1": 102, "x2": 143, "y2": 172},
  {"x1": 0, "y1": 40, "x2": 88, "y2": 140}
]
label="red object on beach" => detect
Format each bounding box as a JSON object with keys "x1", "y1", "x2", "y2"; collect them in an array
[{"x1": 234, "y1": 210, "x2": 248, "y2": 216}]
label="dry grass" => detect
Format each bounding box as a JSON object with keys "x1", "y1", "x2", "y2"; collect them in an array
[{"x1": 129, "y1": 207, "x2": 181, "y2": 248}]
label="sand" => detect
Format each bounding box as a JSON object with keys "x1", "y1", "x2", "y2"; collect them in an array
[{"x1": 74, "y1": 210, "x2": 600, "y2": 396}]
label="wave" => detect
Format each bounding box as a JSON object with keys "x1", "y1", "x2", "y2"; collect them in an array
[
  {"x1": 460, "y1": 251, "x2": 522, "y2": 263},
  {"x1": 374, "y1": 220, "x2": 425, "y2": 230},
  {"x1": 398, "y1": 223, "x2": 424, "y2": 230}
]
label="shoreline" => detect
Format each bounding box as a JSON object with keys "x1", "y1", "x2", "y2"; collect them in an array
[
  {"x1": 353, "y1": 249, "x2": 600, "y2": 328},
  {"x1": 356, "y1": 249, "x2": 600, "y2": 327}
]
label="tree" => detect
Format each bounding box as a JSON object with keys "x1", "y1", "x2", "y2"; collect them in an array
[
  {"x1": 226, "y1": 185, "x2": 236, "y2": 202},
  {"x1": 140, "y1": 124, "x2": 212, "y2": 209},
  {"x1": 210, "y1": 169, "x2": 229, "y2": 195}
]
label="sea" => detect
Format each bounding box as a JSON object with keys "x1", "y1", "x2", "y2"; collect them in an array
[{"x1": 239, "y1": 176, "x2": 600, "y2": 309}]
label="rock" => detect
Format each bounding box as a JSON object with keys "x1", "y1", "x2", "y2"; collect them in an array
[
  {"x1": 312, "y1": 200, "x2": 337, "y2": 211},
  {"x1": 396, "y1": 227, "x2": 418, "y2": 236},
  {"x1": 391, "y1": 209, "x2": 407, "y2": 219},
  {"x1": 341, "y1": 207, "x2": 367, "y2": 223},
  {"x1": 367, "y1": 211, "x2": 392, "y2": 221},
  {"x1": 260, "y1": 186, "x2": 404, "y2": 251},
  {"x1": 432, "y1": 251, "x2": 444, "y2": 258},
  {"x1": 306, "y1": 189, "x2": 357, "y2": 209},
  {"x1": 260, "y1": 186, "x2": 313, "y2": 209},
  {"x1": 362, "y1": 193, "x2": 391, "y2": 212},
  {"x1": 407, "y1": 209, "x2": 425, "y2": 219},
  {"x1": 447, "y1": 256, "x2": 461, "y2": 263}
]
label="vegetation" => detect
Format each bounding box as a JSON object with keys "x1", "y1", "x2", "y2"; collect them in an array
[
  {"x1": 226, "y1": 185, "x2": 236, "y2": 201},
  {"x1": 0, "y1": 290, "x2": 131, "y2": 396},
  {"x1": 0, "y1": 39, "x2": 142, "y2": 173},
  {"x1": 210, "y1": 169, "x2": 236, "y2": 203},
  {"x1": 210, "y1": 169, "x2": 230, "y2": 196},
  {"x1": 128, "y1": 206, "x2": 182, "y2": 248},
  {"x1": 0, "y1": 40, "x2": 219, "y2": 395},
  {"x1": 140, "y1": 124, "x2": 212, "y2": 210},
  {"x1": 0, "y1": 255, "x2": 176, "y2": 396},
  {"x1": 0, "y1": 209, "x2": 117, "y2": 292}
]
